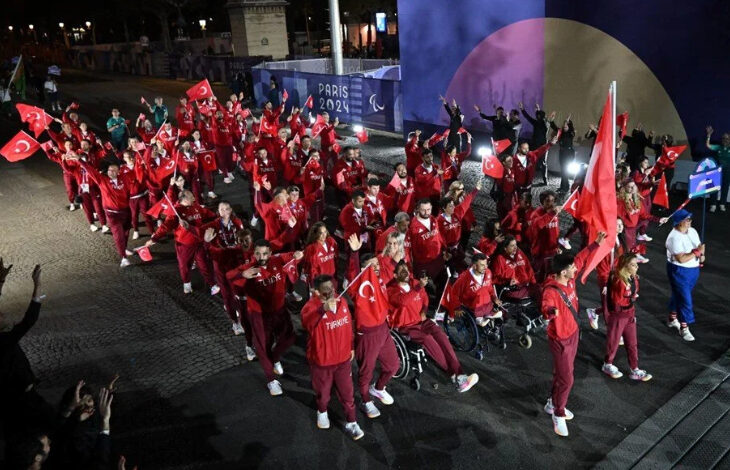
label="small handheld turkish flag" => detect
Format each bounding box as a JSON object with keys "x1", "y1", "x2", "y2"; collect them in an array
[
  {"x1": 136, "y1": 142, "x2": 147, "y2": 151},
  {"x1": 311, "y1": 114, "x2": 327, "y2": 138},
  {"x1": 0, "y1": 130, "x2": 41, "y2": 162},
  {"x1": 136, "y1": 246, "x2": 153, "y2": 262},
  {"x1": 346, "y1": 265, "x2": 389, "y2": 316},
  {"x1": 335, "y1": 169, "x2": 346, "y2": 187},
  {"x1": 138, "y1": 113, "x2": 146, "y2": 121},
  {"x1": 186, "y1": 79, "x2": 214, "y2": 101},
  {"x1": 653, "y1": 173, "x2": 669, "y2": 208},
  {"x1": 356, "y1": 128, "x2": 368, "y2": 144},
  {"x1": 388, "y1": 171, "x2": 401, "y2": 190},
  {"x1": 331, "y1": 142, "x2": 342, "y2": 155},
  {"x1": 492, "y1": 138, "x2": 512, "y2": 156},
  {"x1": 154, "y1": 158, "x2": 177, "y2": 180},
  {"x1": 562, "y1": 188, "x2": 581, "y2": 218},
  {"x1": 457, "y1": 127, "x2": 468, "y2": 134},
  {"x1": 481, "y1": 153, "x2": 504, "y2": 179},
  {"x1": 146, "y1": 197, "x2": 177, "y2": 218},
  {"x1": 304, "y1": 95, "x2": 314, "y2": 109},
  {"x1": 239, "y1": 108, "x2": 251, "y2": 120},
  {"x1": 282, "y1": 89, "x2": 289, "y2": 102},
  {"x1": 616, "y1": 112, "x2": 629, "y2": 139},
  {"x1": 292, "y1": 133, "x2": 301, "y2": 146},
  {"x1": 282, "y1": 259, "x2": 298, "y2": 284},
  {"x1": 260, "y1": 118, "x2": 277, "y2": 136}
]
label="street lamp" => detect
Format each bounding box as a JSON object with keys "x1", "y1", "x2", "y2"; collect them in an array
[
  {"x1": 58, "y1": 22, "x2": 64, "y2": 28},
  {"x1": 28, "y1": 24, "x2": 37, "y2": 42},
  {"x1": 28, "y1": 24, "x2": 34, "y2": 30},
  {"x1": 199, "y1": 18, "x2": 207, "y2": 38},
  {"x1": 8, "y1": 26, "x2": 13, "y2": 31},
  {"x1": 85, "y1": 20, "x2": 96, "y2": 44},
  {"x1": 85, "y1": 21, "x2": 91, "y2": 29},
  {"x1": 58, "y1": 22, "x2": 70, "y2": 48}
]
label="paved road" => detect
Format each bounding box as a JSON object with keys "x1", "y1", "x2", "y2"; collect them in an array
[{"x1": 0, "y1": 70, "x2": 729, "y2": 469}]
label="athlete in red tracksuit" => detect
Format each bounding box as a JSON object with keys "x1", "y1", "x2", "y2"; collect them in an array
[
  {"x1": 440, "y1": 135, "x2": 472, "y2": 188},
  {"x1": 120, "y1": 151, "x2": 155, "y2": 238},
  {"x1": 363, "y1": 180, "x2": 389, "y2": 245},
  {"x1": 387, "y1": 261, "x2": 479, "y2": 392},
  {"x1": 228, "y1": 241, "x2": 302, "y2": 395},
  {"x1": 332, "y1": 147, "x2": 367, "y2": 200},
  {"x1": 252, "y1": 184, "x2": 297, "y2": 252},
  {"x1": 202, "y1": 203, "x2": 246, "y2": 331},
  {"x1": 77, "y1": 159, "x2": 134, "y2": 266},
  {"x1": 513, "y1": 139, "x2": 554, "y2": 192},
  {"x1": 501, "y1": 192, "x2": 534, "y2": 249},
  {"x1": 45, "y1": 128, "x2": 79, "y2": 206},
  {"x1": 316, "y1": 113, "x2": 340, "y2": 171},
  {"x1": 339, "y1": 191, "x2": 370, "y2": 247},
  {"x1": 191, "y1": 130, "x2": 217, "y2": 199},
  {"x1": 302, "y1": 223, "x2": 339, "y2": 287},
  {"x1": 530, "y1": 190, "x2": 563, "y2": 282},
  {"x1": 301, "y1": 275, "x2": 364, "y2": 439},
  {"x1": 490, "y1": 236, "x2": 538, "y2": 301},
  {"x1": 408, "y1": 199, "x2": 446, "y2": 281},
  {"x1": 301, "y1": 150, "x2": 325, "y2": 222},
  {"x1": 147, "y1": 190, "x2": 218, "y2": 294},
  {"x1": 540, "y1": 233, "x2": 604, "y2": 437},
  {"x1": 494, "y1": 155, "x2": 518, "y2": 220},
  {"x1": 438, "y1": 186, "x2": 479, "y2": 273},
  {"x1": 211, "y1": 111, "x2": 235, "y2": 182},
  {"x1": 382, "y1": 163, "x2": 416, "y2": 216},
  {"x1": 413, "y1": 150, "x2": 443, "y2": 207},
  {"x1": 175, "y1": 98, "x2": 196, "y2": 138},
  {"x1": 173, "y1": 142, "x2": 202, "y2": 201},
  {"x1": 280, "y1": 140, "x2": 304, "y2": 187},
  {"x1": 451, "y1": 253, "x2": 501, "y2": 324},
  {"x1": 601, "y1": 253, "x2": 652, "y2": 382}
]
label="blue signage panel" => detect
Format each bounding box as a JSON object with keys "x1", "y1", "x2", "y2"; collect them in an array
[{"x1": 689, "y1": 167, "x2": 722, "y2": 198}]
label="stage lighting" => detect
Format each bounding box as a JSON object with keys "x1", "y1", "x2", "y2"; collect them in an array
[
  {"x1": 353, "y1": 125, "x2": 363, "y2": 133},
  {"x1": 567, "y1": 161, "x2": 585, "y2": 176},
  {"x1": 309, "y1": 115, "x2": 316, "y2": 124},
  {"x1": 477, "y1": 146, "x2": 492, "y2": 157}
]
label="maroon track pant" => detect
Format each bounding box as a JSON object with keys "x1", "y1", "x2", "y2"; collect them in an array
[
  {"x1": 104, "y1": 208, "x2": 131, "y2": 259},
  {"x1": 355, "y1": 322, "x2": 399, "y2": 403},
  {"x1": 79, "y1": 187, "x2": 106, "y2": 226},
  {"x1": 310, "y1": 360, "x2": 357, "y2": 422},
  {"x1": 399, "y1": 320, "x2": 463, "y2": 376},
  {"x1": 249, "y1": 308, "x2": 296, "y2": 382},
  {"x1": 548, "y1": 330, "x2": 579, "y2": 418},
  {"x1": 175, "y1": 242, "x2": 214, "y2": 285},
  {"x1": 604, "y1": 311, "x2": 639, "y2": 370},
  {"x1": 129, "y1": 193, "x2": 155, "y2": 233}
]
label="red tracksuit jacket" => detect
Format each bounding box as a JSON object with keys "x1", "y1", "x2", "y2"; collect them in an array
[
  {"x1": 529, "y1": 207, "x2": 560, "y2": 257},
  {"x1": 254, "y1": 191, "x2": 295, "y2": 250},
  {"x1": 513, "y1": 143, "x2": 551, "y2": 188},
  {"x1": 441, "y1": 143, "x2": 472, "y2": 181},
  {"x1": 80, "y1": 161, "x2": 131, "y2": 210},
  {"x1": 408, "y1": 216, "x2": 444, "y2": 265},
  {"x1": 202, "y1": 217, "x2": 244, "y2": 265},
  {"x1": 437, "y1": 189, "x2": 476, "y2": 246},
  {"x1": 414, "y1": 164, "x2": 442, "y2": 201},
  {"x1": 229, "y1": 253, "x2": 295, "y2": 313},
  {"x1": 339, "y1": 203, "x2": 369, "y2": 241},
  {"x1": 332, "y1": 159, "x2": 367, "y2": 195},
  {"x1": 301, "y1": 297, "x2": 353, "y2": 367},
  {"x1": 452, "y1": 268, "x2": 497, "y2": 314},
  {"x1": 151, "y1": 203, "x2": 216, "y2": 245},
  {"x1": 491, "y1": 249, "x2": 536, "y2": 286},
  {"x1": 303, "y1": 237, "x2": 339, "y2": 280},
  {"x1": 386, "y1": 279, "x2": 429, "y2": 329}
]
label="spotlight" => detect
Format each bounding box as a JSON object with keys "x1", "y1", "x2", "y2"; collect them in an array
[
  {"x1": 567, "y1": 161, "x2": 584, "y2": 176},
  {"x1": 309, "y1": 115, "x2": 316, "y2": 124},
  {"x1": 477, "y1": 146, "x2": 492, "y2": 157},
  {"x1": 353, "y1": 124, "x2": 363, "y2": 133}
]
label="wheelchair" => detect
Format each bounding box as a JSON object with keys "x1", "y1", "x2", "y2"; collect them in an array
[
  {"x1": 495, "y1": 284, "x2": 546, "y2": 350},
  {"x1": 439, "y1": 307, "x2": 506, "y2": 360},
  {"x1": 390, "y1": 329, "x2": 428, "y2": 391}
]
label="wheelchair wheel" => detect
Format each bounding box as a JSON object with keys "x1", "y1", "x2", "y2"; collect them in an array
[
  {"x1": 519, "y1": 334, "x2": 532, "y2": 349},
  {"x1": 389, "y1": 330, "x2": 410, "y2": 380},
  {"x1": 410, "y1": 377, "x2": 421, "y2": 391},
  {"x1": 441, "y1": 313, "x2": 479, "y2": 352}
]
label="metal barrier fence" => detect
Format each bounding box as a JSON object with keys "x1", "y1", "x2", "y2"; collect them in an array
[{"x1": 253, "y1": 58, "x2": 398, "y2": 75}]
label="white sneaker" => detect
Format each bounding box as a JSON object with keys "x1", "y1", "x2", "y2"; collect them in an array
[
  {"x1": 90, "y1": 224, "x2": 99, "y2": 232},
  {"x1": 369, "y1": 385, "x2": 394, "y2": 405},
  {"x1": 207, "y1": 191, "x2": 217, "y2": 199},
  {"x1": 456, "y1": 373, "x2": 479, "y2": 393},
  {"x1": 69, "y1": 203, "x2": 76, "y2": 211},
  {"x1": 250, "y1": 216, "x2": 259, "y2": 228},
  {"x1": 344, "y1": 422, "x2": 364, "y2": 441},
  {"x1": 558, "y1": 237, "x2": 572, "y2": 250},
  {"x1": 119, "y1": 258, "x2": 131, "y2": 268},
  {"x1": 552, "y1": 414, "x2": 569, "y2": 437},
  {"x1": 619, "y1": 336, "x2": 624, "y2": 346},
  {"x1": 267, "y1": 380, "x2": 283, "y2": 396},
  {"x1": 544, "y1": 398, "x2": 574, "y2": 420},
  {"x1": 227, "y1": 173, "x2": 235, "y2": 181},
  {"x1": 485, "y1": 310, "x2": 503, "y2": 320},
  {"x1": 602, "y1": 362, "x2": 623, "y2": 379},
  {"x1": 721, "y1": 204, "x2": 727, "y2": 212},
  {"x1": 291, "y1": 290, "x2": 303, "y2": 302},
  {"x1": 210, "y1": 285, "x2": 221, "y2": 295},
  {"x1": 232, "y1": 322, "x2": 244, "y2": 335},
  {"x1": 629, "y1": 368, "x2": 653, "y2": 382},
  {"x1": 101, "y1": 225, "x2": 110, "y2": 234},
  {"x1": 317, "y1": 411, "x2": 330, "y2": 429},
  {"x1": 273, "y1": 361, "x2": 284, "y2": 375},
  {"x1": 361, "y1": 401, "x2": 381, "y2": 419},
  {"x1": 245, "y1": 345, "x2": 257, "y2": 361},
  {"x1": 476, "y1": 317, "x2": 489, "y2": 328},
  {"x1": 586, "y1": 308, "x2": 599, "y2": 330},
  {"x1": 223, "y1": 177, "x2": 232, "y2": 184},
  {"x1": 125, "y1": 249, "x2": 134, "y2": 257},
  {"x1": 132, "y1": 231, "x2": 140, "y2": 240},
  {"x1": 710, "y1": 205, "x2": 717, "y2": 213},
  {"x1": 667, "y1": 318, "x2": 681, "y2": 330},
  {"x1": 636, "y1": 233, "x2": 653, "y2": 242},
  {"x1": 681, "y1": 327, "x2": 695, "y2": 342},
  {"x1": 183, "y1": 282, "x2": 193, "y2": 294},
  {"x1": 635, "y1": 254, "x2": 649, "y2": 264}
]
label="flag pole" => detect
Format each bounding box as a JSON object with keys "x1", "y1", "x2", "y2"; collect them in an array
[
  {"x1": 610, "y1": 81, "x2": 617, "y2": 267},
  {"x1": 337, "y1": 264, "x2": 371, "y2": 300}
]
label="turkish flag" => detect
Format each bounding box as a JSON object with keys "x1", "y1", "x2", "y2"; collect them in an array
[
  {"x1": 40, "y1": 141, "x2": 55, "y2": 152},
  {"x1": 398, "y1": 190, "x2": 414, "y2": 213},
  {"x1": 154, "y1": 158, "x2": 177, "y2": 180},
  {"x1": 562, "y1": 188, "x2": 581, "y2": 218},
  {"x1": 335, "y1": 169, "x2": 346, "y2": 187},
  {"x1": 616, "y1": 111, "x2": 629, "y2": 139},
  {"x1": 427, "y1": 132, "x2": 443, "y2": 147},
  {"x1": 252, "y1": 161, "x2": 267, "y2": 185},
  {"x1": 186, "y1": 79, "x2": 214, "y2": 101},
  {"x1": 348, "y1": 265, "x2": 389, "y2": 318},
  {"x1": 136, "y1": 142, "x2": 147, "y2": 151},
  {"x1": 69, "y1": 102, "x2": 80, "y2": 110},
  {"x1": 650, "y1": 145, "x2": 687, "y2": 177},
  {"x1": 387, "y1": 172, "x2": 401, "y2": 190},
  {"x1": 136, "y1": 245, "x2": 153, "y2": 262},
  {"x1": 282, "y1": 259, "x2": 298, "y2": 284},
  {"x1": 356, "y1": 128, "x2": 368, "y2": 144},
  {"x1": 492, "y1": 138, "x2": 512, "y2": 156},
  {"x1": 311, "y1": 114, "x2": 327, "y2": 138},
  {"x1": 292, "y1": 133, "x2": 301, "y2": 146},
  {"x1": 439, "y1": 281, "x2": 459, "y2": 317},
  {"x1": 457, "y1": 127, "x2": 468, "y2": 134},
  {"x1": 575, "y1": 89, "x2": 617, "y2": 283},
  {"x1": 146, "y1": 196, "x2": 176, "y2": 218},
  {"x1": 282, "y1": 89, "x2": 289, "y2": 102},
  {"x1": 304, "y1": 95, "x2": 314, "y2": 109},
  {"x1": 442, "y1": 129, "x2": 450, "y2": 139},
  {"x1": 260, "y1": 118, "x2": 277, "y2": 136},
  {"x1": 331, "y1": 142, "x2": 342, "y2": 155},
  {"x1": 481, "y1": 153, "x2": 504, "y2": 179},
  {"x1": 17, "y1": 104, "x2": 53, "y2": 138},
  {"x1": 653, "y1": 173, "x2": 669, "y2": 208},
  {"x1": 1, "y1": 131, "x2": 41, "y2": 162},
  {"x1": 140, "y1": 96, "x2": 147, "y2": 104},
  {"x1": 238, "y1": 108, "x2": 251, "y2": 120},
  {"x1": 199, "y1": 150, "x2": 217, "y2": 172}
]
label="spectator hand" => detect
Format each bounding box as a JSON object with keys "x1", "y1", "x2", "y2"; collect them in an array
[
  {"x1": 347, "y1": 234, "x2": 362, "y2": 252},
  {"x1": 99, "y1": 387, "x2": 113, "y2": 432}
]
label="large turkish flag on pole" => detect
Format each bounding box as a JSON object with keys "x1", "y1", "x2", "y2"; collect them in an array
[
  {"x1": 346, "y1": 265, "x2": 389, "y2": 317},
  {"x1": 575, "y1": 84, "x2": 618, "y2": 283}
]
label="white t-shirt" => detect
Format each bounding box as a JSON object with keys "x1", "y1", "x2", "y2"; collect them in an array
[
  {"x1": 44, "y1": 80, "x2": 57, "y2": 93},
  {"x1": 666, "y1": 227, "x2": 701, "y2": 268}
]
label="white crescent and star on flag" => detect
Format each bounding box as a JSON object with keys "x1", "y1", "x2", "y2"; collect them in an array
[{"x1": 358, "y1": 281, "x2": 376, "y2": 303}]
